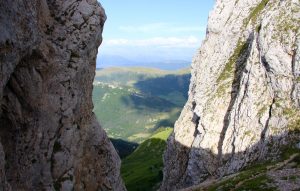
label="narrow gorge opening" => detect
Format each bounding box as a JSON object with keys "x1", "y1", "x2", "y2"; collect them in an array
[
  {"x1": 92, "y1": 1, "x2": 214, "y2": 190},
  {"x1": 1, "y1": 0, "x2": 300, "y2": 190}
]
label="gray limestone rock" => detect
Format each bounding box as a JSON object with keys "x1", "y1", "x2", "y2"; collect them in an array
[
  {"x1": 0, "y1": 0, "x2": 125, "y2": 190},
  {"x1": 161, "y1": 0, "x2": 300, "y2": 190}
]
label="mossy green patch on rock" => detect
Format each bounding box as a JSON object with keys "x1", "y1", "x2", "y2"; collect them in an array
[
  {"x1": 288, "y1": 118, "x2": 300, "y2": 133},
  {"x1": 207, "y1": 173, "x2": 274, "y2": 191},
  {"x1": 271, "y1": 6, "x2": 300, "y2": 45},
  {"x1": 215, "y1": 40, "x2": 249, "y2": 98},
  {"x1": 243, "y1": 0, "x2": 269, "y2": 27},
  {"x1": 280, "y1": 146, "x2": 300, "y2": 160},
  {"x1": 205, "y1": 161, "x2": 273, "y2": 191},
  {"x1": 258, "y1": 105, "x2": 268, "y2": 117},
  {"x1": 244, "y1": 130, "x2": 252, "y2": 136},
  {"x1": 217, "y1": 40, "x2": 248, "y2": 83},
  {"x1": 282, "y1": 107, "x2": 297, "y2": 117},
  {"x1": 281, "y1": 106, "x2": 300, "y2": 133},
  {"x1": 215, "y1": 82, "x2": 231, "y2": 97},
  {"x1": 234, "y1": 174, "x2": 275, "y2": 191}
]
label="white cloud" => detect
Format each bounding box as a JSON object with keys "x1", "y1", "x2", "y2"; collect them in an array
[
  {"x1": 119, "y1": 23, "x2": 206, "y2": 33},
  {"x1": 103, "y1": 36, "x2": 201, "y2": 48},
  {"x1": 104, "y1": 39, "x2": 129, "y2": 45}
]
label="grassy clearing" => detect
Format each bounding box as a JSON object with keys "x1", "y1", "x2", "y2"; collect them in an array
[
  {"x1": 121, "y1": 128, "x2": 172, "y2": 191},
  {"x1": 151, "y1": 128, "x2": 173, "y2": 140}
]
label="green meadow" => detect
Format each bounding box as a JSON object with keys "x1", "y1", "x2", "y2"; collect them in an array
[{"x1": 92, "y1": 67, "x2": 190, "y2": 190}]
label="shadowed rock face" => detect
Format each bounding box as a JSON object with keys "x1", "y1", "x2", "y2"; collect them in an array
[
  {"x1": 0, "y1": 0, "x2": 125, "y2": 190},
  {"x1": 161, "y1": 0, "x2": 300, "y2": 190}
]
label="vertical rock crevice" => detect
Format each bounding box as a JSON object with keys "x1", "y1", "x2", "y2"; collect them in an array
[{"x1": 217, "y1": 35, "x2": 253, "y2": 165}]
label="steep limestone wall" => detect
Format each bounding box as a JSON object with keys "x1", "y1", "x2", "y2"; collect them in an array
[
  {"x1": 0, "y1": 0, "x2": 125, "y2": 190},
  {"x1": 161, "y1": 0, "x2": 300, "y2": 190}
]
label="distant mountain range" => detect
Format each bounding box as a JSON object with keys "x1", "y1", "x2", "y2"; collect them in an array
[{"x1": 96, "y1": 55, "x2": 191, "y2": 70}]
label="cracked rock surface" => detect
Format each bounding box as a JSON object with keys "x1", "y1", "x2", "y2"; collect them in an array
[
  {"x1": 161, "y1": 0, "x2": 300, "y2": 190},
  {"x1": 0, "y1": 0, "x2": 125, "y2": 190}
]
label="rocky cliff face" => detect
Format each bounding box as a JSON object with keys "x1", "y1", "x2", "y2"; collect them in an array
[
  {"x1": 0, "y1": 0, "x2": 125, "y2": 190},
  {"x1": 161, "y1": 0, "x2": 300, "y2": 190}
]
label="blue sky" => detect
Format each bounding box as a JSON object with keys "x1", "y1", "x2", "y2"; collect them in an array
[{"x1": 97, "y1": 0, "x2": 215, "y2": 67}]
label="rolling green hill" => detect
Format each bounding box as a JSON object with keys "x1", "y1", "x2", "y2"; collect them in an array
[
  {"x1": 121, "y1": 128, "x2": 173, "y2": 191},
  {"x1": 92, "y1": 67, "x2": 190, "y2": 143},
  {"x1": 92, "y1": 67, "x2": 190, "y2": 190}
]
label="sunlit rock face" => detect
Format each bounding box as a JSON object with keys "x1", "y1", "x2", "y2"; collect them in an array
[
  {"x1": 0, "y1": 0, "x2": 125, "y2": 190},
  {"x1": 161, "y1": 0, "x2": 300, "y2": 190}
]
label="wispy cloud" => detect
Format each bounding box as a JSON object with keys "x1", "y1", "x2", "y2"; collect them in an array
[
  {"x1": 119, "y1": 23, "x2": 206, "y2": 34},
  {"x1": 103, "y1": 36, "x2": 201, "y2": 48}
]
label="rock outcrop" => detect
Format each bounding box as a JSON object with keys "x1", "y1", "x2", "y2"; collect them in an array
[
  {"x1": 0, "y1": 0, "x2": 125, "y2": 190},
  {"x1": 161, "y1": 0, "x2": 300, "y2": 190}
]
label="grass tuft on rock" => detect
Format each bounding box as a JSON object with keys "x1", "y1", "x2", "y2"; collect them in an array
[{"x1": 243, "y1": 0, "x2": 269, "y2": 27}]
